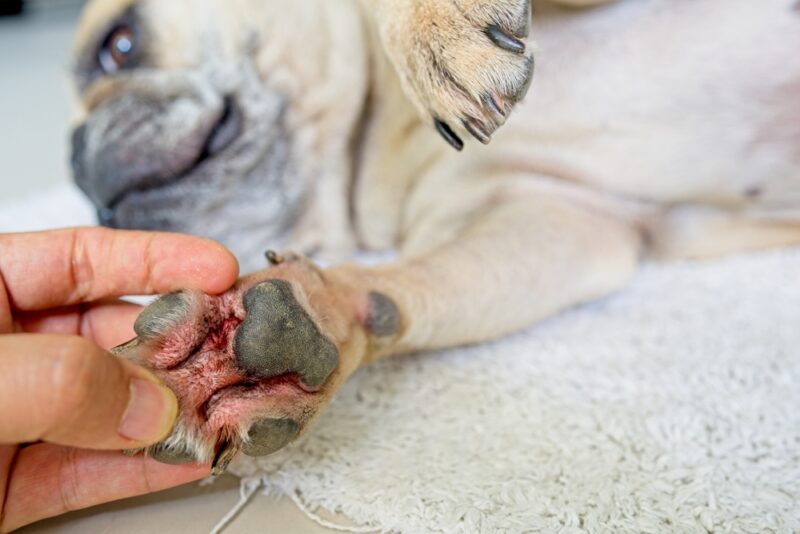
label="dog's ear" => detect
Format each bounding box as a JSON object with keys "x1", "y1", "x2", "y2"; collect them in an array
[{"x1": 368, "y1": 0, "x2": 535, "y2": 150}]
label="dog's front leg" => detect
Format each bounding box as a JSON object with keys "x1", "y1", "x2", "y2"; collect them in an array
[
  {"x1": 362, "y1": 0, "x2": 535, "y2": 149},
  {"x1": 112, "y1": 183, "x2": 639, "y2": 470},
  {"x1": 330, "y1": 182, "x2": 641, "y2": 357}
]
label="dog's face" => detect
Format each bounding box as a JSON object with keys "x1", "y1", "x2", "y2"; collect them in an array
[{"x1": 70, "y1": 0, "x2": 353, "y2": 262}]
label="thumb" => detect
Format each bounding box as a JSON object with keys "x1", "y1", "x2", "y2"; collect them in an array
[{"x1": 0, "y1": 334, "x2": 177, "y2": 450}]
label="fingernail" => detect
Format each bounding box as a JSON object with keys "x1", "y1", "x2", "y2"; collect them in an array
[{"x1": 119, "y1": 378, "x2": 178, "y2": 443}]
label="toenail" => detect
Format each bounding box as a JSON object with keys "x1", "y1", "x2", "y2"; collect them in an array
[
  {"x1": 463, "y1": 118, "x2": 492, "y2": 145},
  {"x1": 434, "y1": 119, "x2": 464, "y2": 151},
  {"x1": 485, "y1": 24, "x2": 526, "y2": 54},
  {"x1": 265, "y1": 250, "x2": 285, "y2": 265},
  {"x1": 482, "y1": 93, "x2": 507, "y2": 123},
  {"x1": 211, "y1": 440, "x2": 239, "y2": 475}
]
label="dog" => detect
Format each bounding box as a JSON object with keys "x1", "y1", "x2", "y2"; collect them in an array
[{"x1": 70, "y1": 0, "x2": 800, "y2": 472}]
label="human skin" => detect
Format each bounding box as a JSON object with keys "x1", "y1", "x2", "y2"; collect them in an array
[{"x1": 0, "y1": 227, "x2": 239, "y2": 532}]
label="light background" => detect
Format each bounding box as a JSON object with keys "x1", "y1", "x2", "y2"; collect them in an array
[
  {"x1": 0, "y1": 0, "x2": 82, "y2": 200},
  {"x1": 1, "y1": 4, "x2": 333, "y2": 532},
  {"x1": 3, "y1": 4, "x2": 799, "y2": 534}
]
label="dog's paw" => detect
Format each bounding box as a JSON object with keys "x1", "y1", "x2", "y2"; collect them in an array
[
  {"x1": 380, "y1": 0, "x2": 534, "y2": 150},
  {"x1": 114, "y1": 253, "x2": 380, "y2": 474}
]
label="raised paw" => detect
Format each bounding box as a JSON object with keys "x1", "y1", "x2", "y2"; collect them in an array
[
  {"x1": 114, "y1": 254, "x2": 389, "y2": 474},
  {"x1": 379, "y1": 0, "x2": 534, "y2": 149}
]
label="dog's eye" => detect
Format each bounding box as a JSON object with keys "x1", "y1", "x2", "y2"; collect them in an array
[{"x1": 98, "y1": 25, "x2": 136, "y2": 74}]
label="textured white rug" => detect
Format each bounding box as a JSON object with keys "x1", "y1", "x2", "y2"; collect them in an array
[{"x1": 4, "y1": 185, "x2": 799, "y2": 533}]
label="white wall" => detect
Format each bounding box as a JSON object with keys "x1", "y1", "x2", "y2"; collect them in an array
[{"x1": 0, "y1": 0, "x2": 84, "y2": 201}]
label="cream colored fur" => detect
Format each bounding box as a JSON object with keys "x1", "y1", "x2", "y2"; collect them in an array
[{"x1": 72, "y1": 0, "x2": 800, "y2": 459}]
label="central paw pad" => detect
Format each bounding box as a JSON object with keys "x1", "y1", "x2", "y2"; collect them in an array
[{"x1": 235, "y1": 280, "x2": 339, "y2": 389}]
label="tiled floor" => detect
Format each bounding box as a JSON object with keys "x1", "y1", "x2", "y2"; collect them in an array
[{"x1": 0, "y1": 0, "x2": 84, "y2": 200}]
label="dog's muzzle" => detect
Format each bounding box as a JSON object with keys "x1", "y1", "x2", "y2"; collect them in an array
[{"x1": 71, "y1": 90, "x2": 241, "y2": 225}]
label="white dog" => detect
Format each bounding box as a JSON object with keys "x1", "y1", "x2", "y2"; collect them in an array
[{"x1": 69, "y1": 0, "x2": 800, "y2": 470}]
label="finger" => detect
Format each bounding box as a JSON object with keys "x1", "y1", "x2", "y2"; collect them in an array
[
  {"x1": 16, "y1": 300, "x2": 143, "y2": 349},
  {"x1": 0, "y1": 334, "x2": 177, "y2": 449},
  {"x1": 0, "y1": 227, "x2": 239, "y2": 312},
  {"x1": 0, "y1": 270, "x2": 12, "y2": 334},
  {"x1": 1, "y1": 444, "x2": 209, "y2": 532}
]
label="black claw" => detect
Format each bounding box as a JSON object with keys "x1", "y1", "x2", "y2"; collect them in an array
[
  {"x1": 211, "y1": 440, "x2": 239, "y2": 475},
  {"x1": 265, "y1": 249, "x2": 284, "y2": 265},
  {"x1": 482, "y1": 94, "x2": 507, "y2": 123},
  {"x1": 111, "y1": 337, "x2": 140, "y2": 356},
  {"x1": 434, "y1": 119, "x2": 464, "y2": 151},
  {"x1": 463, "y1": 118, "x2": 491, "y2": 145},
  {"x1": 485, "y1": 24, "x2": 526, "y2": 54}
]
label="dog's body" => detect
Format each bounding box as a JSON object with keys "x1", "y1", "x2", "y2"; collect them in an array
[
  {"x1": 359, "y1": 0, "x2": 800, "y2": 259},
  {"x1": 70, "y1": 0, "x2": 800, "y2": 467}
]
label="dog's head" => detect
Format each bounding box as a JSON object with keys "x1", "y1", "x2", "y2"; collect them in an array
[{"x1": 70, "y1": 0, "x2": 368, "y2": 263}]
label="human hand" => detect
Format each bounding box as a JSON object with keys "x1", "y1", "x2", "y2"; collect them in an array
[{"x1": 0, "y1": 227, "x2": 239, "y2": 532}]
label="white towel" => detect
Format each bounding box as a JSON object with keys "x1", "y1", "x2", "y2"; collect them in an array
[{"x1": 4, "y1": 185, "x2": 798, "y2": 533}]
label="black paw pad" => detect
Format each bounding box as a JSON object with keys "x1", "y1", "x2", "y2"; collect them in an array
[
  {"x1": 234, "y1": 280, "x2": 339, "y2": 389},
  {"x1": 134, "y1": 292, "x2": 192, "y2": 340},
  {"x1": 241, "y1": 418, "x2": 299, "y2": 457},
  {"x1": 365, "y1": 292, "x2": 401, "y2": 337},
  {"x1": 148, "y1": 443, "x2": 197, "y2": 465}
]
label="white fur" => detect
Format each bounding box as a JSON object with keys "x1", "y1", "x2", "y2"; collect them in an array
[{"x1": 231, "y1": 247, "x2": 800, "y2": 533}]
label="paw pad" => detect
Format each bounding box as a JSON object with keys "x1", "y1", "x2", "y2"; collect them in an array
[
  {"x1": 147, "y1": 443, "x2": 197, "y2": 465},
  {"x1": 234, "y1": 280, "x2": 339, "y2": 389},
  {"x1": 242, "y1": 418, "x2": 300, "y2": 457},
  {"x1": 133, "y1": 291, "x2": 193, "y2": 340}
]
